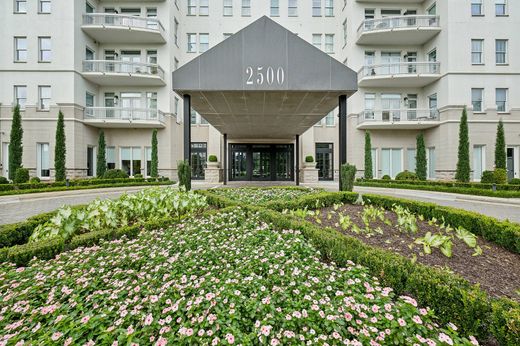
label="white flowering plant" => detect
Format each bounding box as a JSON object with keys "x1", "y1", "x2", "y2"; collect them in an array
[
  {"x1": 1, "y1": 209, "x2": 478, "y2": 345},
  {"x1": 209, "y1": 187, "x2": 318, "y2": 205}
]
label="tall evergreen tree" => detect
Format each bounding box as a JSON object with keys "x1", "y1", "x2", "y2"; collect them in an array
[
  {"x1": 455, "y1": 107, "x2": 471, "y2": 182},
  {"x1": 495, "y1": 119, "x2": 506, "y2": 169},
  {"x1": 54, "y1": 111, "x2": 66, "y2": 181},
  {"x1": 364, "y1": 131, "x2": 373, "y2": 179},
  {"x1": 96, "y1": 131, "x2": 107, "y2": 178},
  {"x1": 8, "y1": 105, "x2": 23, "y2": 181},
  {"x1": 416, "y1": 133, "x2": 427, "y2": 181},
  {"x1": 151, "y1": 129, "x2": 159, "y2": 178}
]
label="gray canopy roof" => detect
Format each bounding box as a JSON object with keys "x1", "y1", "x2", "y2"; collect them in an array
[{"x1": 172, "y1": 16, "x2": 357, "y2": 139}]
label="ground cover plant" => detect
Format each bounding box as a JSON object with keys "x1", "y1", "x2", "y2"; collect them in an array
[
  {"x1": 209, "y1": 187, "x2": 319, "y2": 205},
  {"x1": 0, "y1": 209, "x2": 478, "y2": 345}
]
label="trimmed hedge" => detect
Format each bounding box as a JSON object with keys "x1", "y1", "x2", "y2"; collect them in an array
[{"x1": 358, "y1": 178, "x2": 520, "y2": 191}]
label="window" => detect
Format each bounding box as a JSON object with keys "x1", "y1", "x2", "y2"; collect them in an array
[
  {"x1": 106, "y1": 147, "x2": 116, "y2": 170},
  {"x1": 85, "y1": 2, "x2": 94, "y2": 13},
  {"x1": 324, "y1": 34, "x2": 334, "y2": 53},
  {"x1": 471, "y1": 39, "x2": 484, "y2": 64},
  {"x1": 14, "y1": 37, "x2": 27, "y2": 62},
  {"x1": 288, "y1": 0, "x2": 297, "y2": 17},
  {"x1": 496, "y1": 88, "x2": 508, "y2": 112},
  {"x1": 471, "y1": 0, "x2": 483, "y2": 16},
  {"x1": 39, "y1": 0, "x2": 51, "y2": 13},
  {"x1": 472, "y1": 88, "x2": 484, "y2": 112},
  {"x1": 145, "y1": 147, "x2": 152, "y2": 177},
  {"x1": 223, "y1": 0, "x2": 233, "y2": 16},
  {"x1": 364, "y1": 93, "x2": 376, "y2": 119},
  {"x1": 187, "y1": 33, "x2": 197, "y2": 52},
  {"x1": 427, "y1": 148, "x2": 436, "y2": 179},
  {"x1": 407, "y1": 149, "x2": 416, "y2": 172},
  {"x1": 15, "y1": 0, "x2": 27, "y2": 13},
  {"x1": 121, "y1": 147, "x2": 141, "y2": 176},
  {"x1": 37, "y1": 143, "x2": 50, "y2": 178},
  {"x1": 312, "y1": 34, "x2": 322, "y2": 50},
  {"x1": 342, "y1": 20, "x2": 347, "y2": 46},
  {"x1": 496, "y1": 0, "x2": 507, "y2": 16},
  {"x1": 270, "y1": 0, "x2": 279, "y2": 17},
  {"x1": 473, "y1": 145, "x2": 486, "y2": 181},
  {"x1": 174, "y1": 97, "x2": 179, "y2": 116},
  {"x1": 146, "y1": 8, "x2": 158, "y2": 30},
  {"x1": 38, "y1": 86, "x2": 51, "y2": 110},
  {"x1": 381, "y1": 148, "x2": 403, "y2": 179},
  {"x1": 199, "y1": 34, "x2": 209, "y2": 53},
  {"x1": 324, "y1": 0, "x2": 333, "y2": 16},
  {"x1": 191, "y1": 143, "x2": 207, "y2": 180},
  {"x1": 38, "y1": 37, "x2": 52, "y2": 62},
  {"x1": 496, "y1": 39, "x2": 508, "y2": 64},
  {"x1": 325, "y1": 111, "x2": 334, "y2": 126},
  {"x1": 85, "y1": 92, "x2": 94, "y2": 116},
  {"x1": 242, "y1": 0, "x2": 251, "y2": 16},
  {"x1": 187, "y1": 0, "x2": 196, "y2": 15},
  {"x1": 371, "y1": 148, "x2": 377, "y2": 178},
  {"x1": 312, "y1": 0, "x2": 321, "y2": 16},
  {"x1": 174, "y1": 19, "x2": 179, "y2": 46},
  {"x1": 199, "y1": 0, "x2": 209, "y2": 15},
  {"x1": 14, "y1": 86, "x2": 27, "y2": 109}
]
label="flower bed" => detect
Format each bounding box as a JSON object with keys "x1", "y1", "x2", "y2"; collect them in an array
[
  {"x1": 207, "y1": 187, "x2": 319, "y2": 205},
  {"x1": 0, "y1": 209, "x2": 476, "y2": 345}
]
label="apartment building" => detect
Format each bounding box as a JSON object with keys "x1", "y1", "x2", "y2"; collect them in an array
[{"x1": 0, "y1": 0, "x2": 518, "y2": 183}]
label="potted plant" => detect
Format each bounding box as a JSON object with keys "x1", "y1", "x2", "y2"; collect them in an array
[
  {"x1": 208, "y1": 155, "x2": 219, "y2": 167},
  {"x1": 304, "y1": 155, "x2": 316, "y2": 168}
]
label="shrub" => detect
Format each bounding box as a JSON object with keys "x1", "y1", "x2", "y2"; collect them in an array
[
  {"x1": 8, "y1": 105, "x2": 23, "y2": 181},
  {"x1": 54, "y1": 111, "x2": 67, "y2": 181},
  {"x1": 103, "y1": 169, "x2": 128, "y2": 179},
  {"x1": 0, "y1": 176, "x2": 9, "y2": 184},
  {"x1": 151, "y1": 129, "x2": 158, "y2": 178},
  {"x1": 455, "y1": 107, "x2": 471, "y2": 182},
  {"x1": 416, "y1": 133, "x2": 427, "y2": 181},
  {"x1": 364, "y1": 131, "x2": 373, "y2": 180},
  {"x1": 493, "y1": 168, "x2": 507, "y2": 185},
  {"x1": 208, "y1": 155, "x2": 218, "y2": 162},
  {"x1": 133, "y1": 174, "x2": 143, "y2": 179},
  {"x1": 510, "y1": 178, "x2": 520, "y2": 185},
  {"x1": 382, "y1": 175, "x2": 391, "y2": 180},
  {"x1": 340, "y1": 163, "x2": 356, "y2": 192},
  {"x1": 395, "y1": 170, "x2": 418, "y2": 181},
  {"x1": 305, "y1": 155, "x2": 314, "y2": 163},
  {"x1": 495, "y1": 119, "x2": 506, "y2": 170},
  {"x1": 96, "y1": 131, "x2": 106, "y2": 178},
  {"x1": 481, "y1": 170, "x2": 495, "y2": 183},
  {"x1": 29, "y1": 177, "x2": 41, "y2": 183},
  {"x1": 177, "y1": 160, "x2": 191, "y2": 191},
  {"x1": 14, "y1": 168, "x2": 29, "y2": 184}
]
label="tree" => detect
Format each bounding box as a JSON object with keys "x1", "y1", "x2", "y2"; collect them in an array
[
  {"x1": 455, "y1": 107, "x2": 471, "y2": 182},
  {"x1": 96, "y1": 131, "x2": 106, "y2": 178},
  {"x1": 8, "y1": 105, "x2": 23, "y2": 181},
  {"x1": 416, "y1": 133, "x2": 427, "y2": 181},
  {"x1": 364, "y1": 131, "x2": 373, "y2": 180},
  {"x1": 495, "y1": 119, "x2": 506, "y2": 169},
  {"x1": 54, "y1": 111, "x2": 66, "y2": 181},
  {"x1": 151, "y1": 129, "x2": 158, "y2": 178}
]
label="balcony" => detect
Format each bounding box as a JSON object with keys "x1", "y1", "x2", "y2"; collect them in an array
[
  {"x1": 82, "y1": 14, "x2": 166, "y2": 44},
  {"x1": 82, "y1": 60, "x2": 166, "y2": 86},
  {"x1": 357, "y1": 109, "x2": 440, "y2": 130},
  {"x1": 357, "y1": 15, "x2": 441, "y2": 45},
  {"x1": 358, "y1": 62, "x2": 441, "y2": 87},
  {"x1": 84, "y1": 107, "x2": 166, "y2": 128},
  {"x1": 357, "y1": 1, "x2": 425, "y2": 3}
]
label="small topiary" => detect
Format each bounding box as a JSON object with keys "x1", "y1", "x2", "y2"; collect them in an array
[
  {"x1": 493, "y1": 168, "x2": 507, "y2": 185},
  {"x1": 340, "y1": 163, "x2": 356, "y2": 192},
  {"x1": 382, "y1": 175, "x2": 391, "y2": 180},
  {"x1": 29, "y1": 177, "x2": 41, "y2": 183},
  {"x1": 480, "y1": 171, "x2": 495, "y2": 184},
  {"x1": 103, "y1": 169, "x2": 129, "y2": 179},
  {"x1": 0, "y1": 176, "x2": 9, "y2": 184},
  {"x1": 14, "y1": 168, "x2": 29, "y2": 184},
  {"x1": 305, "y1": 155, "x2": 314, "y2": 163},
  {"x1": 208, "y1": 155, "x2": 218, "y2": 163},
  {"x1": 395, "y1": 171, "x2": 418, "y2": 181},
  {"x1": 510, "y1": 178, "x2": 520, "y2": 185}
]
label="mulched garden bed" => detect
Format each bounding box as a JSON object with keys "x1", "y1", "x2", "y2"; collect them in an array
[{"x1": 309, "y1": 204, "x2": 520, "y2": 301}]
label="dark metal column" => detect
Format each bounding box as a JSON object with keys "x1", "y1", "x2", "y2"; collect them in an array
[
  {"x1": 295, "y1": 134, "x2": 300, "y2": 186},
  {"x1": 183, "y1": 94, "x2": 191, "y2": 163},
  {"x1": 338, "y1": 95, "x2": 347, "y2": 190},
  {"x1": 223, "y1": 133, "x2": 228, "y2": 185}
]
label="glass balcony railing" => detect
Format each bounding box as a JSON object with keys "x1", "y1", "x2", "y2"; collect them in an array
[
  {"x1": 82, "y1": 60, "x2": 165, "y2": 80},
  {"x1": 82, "y1": 13, "x2": 166, "y2": 36},
  {"x1": 359, "y1": 62, "x2": 441, "y2": 78},
  {"x1": 358, "y1": 15, "x2": 440, "y2": 34},
  {"x1": 84, "y1": 107, "x2": 165, "y2": 123},
  {"x1": 359, "y1": 109, "x2": 440, "y2": 124}
]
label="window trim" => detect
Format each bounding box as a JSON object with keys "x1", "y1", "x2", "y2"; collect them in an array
[
  {"x1": 471, "y1": 88, "x2": 484, "y2": 113},
  {"x1": 38, "y1": 85, "x2": 51, "y2": 111},
  {"x1": 495, "y1": 0, "x2": 508, "y2": 16},
  {"x1": 495, "y1": 39, "x2": 508, "y2": 65},
  {"x1": 187, "y1": 33, "x2": 197, "y2": 53},
  {"x1": 471, "y1": 0, "x2": 484, "y2": 16},
  {"x1": 241, "y1": 0, "x2": 251, "y2": 17},
  {"x1": 495, "y1": 88, "x2": 508, "y2": 113},
  {"x1": 288, "y1": 0, "x2": 298, "y2": 17},
  {"x1": 270, "y1": 0, "x2": 280, "y2": 17},
  {"x1": 14, "y1": 85, "x2": 27, "y2": 109},
  {"x1": 471, "y1": 39, "x2": 484, "y2": 65},
  {"x1": 38, "y1": 0, "x2": 51, "y2": 14},
  {"x1": 14, "y1": 36, "x2": 27, "y2": 63},
  {"x1": 14, "y1": 0, "x2": 27, "y2": 14},
  {"x1": 223, "y1": 0, "x2": 233, "y2": 16},
  {"x1": 38, "y1": 36, "x2": 52, "y2": 63}
]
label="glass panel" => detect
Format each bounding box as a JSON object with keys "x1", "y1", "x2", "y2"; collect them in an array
[
  {"x1": 191, "y1": 143, "x2": 207, "y2": 180},
  {"x1": 381, "y1": 149, "x2": 391, "y2": 178},
  {"x1": 428, "y1": 148, "x2": 436, "y2": 179},
  {"x1": 407, "y1": 149, "x2": 416, "y2": 172},
  {"x1": 473, "y1": 146, "x2": 484, "y2": 181},
  {"x1": 391, "y1": 149, "x2": 402, "y2": 178},
  {"x1": 316, "y1": 143, "x2": 333, "y2": 181},
  {"x1": 371, "y1": 149, "x2": 377, "y2": 178}
]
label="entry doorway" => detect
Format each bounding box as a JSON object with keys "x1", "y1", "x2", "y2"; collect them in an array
[
  {"x1": 229, "y1": 144, "x2": 294, "y2": 181},
  {"x1": 191, "y1": 142, "x2": 207, "y2": 180},
  {"x1": 507, "y1": 147, "x2": 518, "y2": 181},
  {"x1": 316, "y1": 143, "x2": 334, "y2": 181}
]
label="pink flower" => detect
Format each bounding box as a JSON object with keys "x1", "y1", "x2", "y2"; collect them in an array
[
  {"x1": 127, "y1": 325, "x2": 134, "y2": 335},
  {"x1": 155, "y1": 337, "x2": 168, "y2": 346},
  {"x1": 398, "y1": 318, "x2": 407, "y2": 327},
  {"x1": 64, "y1": 338, "x2": 73, "y2": 346},
  {"x1": 225, "y1": 333, "x2": 235, "y2": 344},
  {"x1": 81, "y1": 316, "x2": 90, "y2": 324},
  {"x1": 144, "y1": 313, "x2": 154, "y2": 326},
  {"x1": 412, "y1": 315, "x2": 422, "y2": 324},
  {"x1": 344, "y1": 313, "x2": 353, "y2": 321},
  {"x1": 469, "y1": 336, "x2": 479, "y2": 345},
  {"x1": 270, "y1": 339, "x2": 280, "y2": 346},
  {"x1": 438, "y1": 333, "x2": 453, "y2": 346},
  {"x1": 186, "y1": 328, "x2": 194, "y2": 336},
  {"x1": 260, "y1": 325, "x2": 272, "y2": 336},
  {"x1": 51, "y1": 332, "x2": 63, "y2": 341}
]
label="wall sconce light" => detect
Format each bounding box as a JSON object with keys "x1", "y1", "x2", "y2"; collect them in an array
[{"x1": 113, "y1": 95, "x2": 119, "y2": 105}]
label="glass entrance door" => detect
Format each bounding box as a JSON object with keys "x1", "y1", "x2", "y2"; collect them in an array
[
  {"x1": 316, "y1": 143, "x2": 334, "y2": 181},
  {"x1": 252, "y1": 146, "x2": 271, "y2": 180},
  {"x1": 229, "y1": 144, "x2": 294, "y2": 181},
  {"x1": 191, "y1": 142, "x2": 207, "y2": 180},
  {"x1": 507, "y1": 148, "x2": 515, "y2": 181}
]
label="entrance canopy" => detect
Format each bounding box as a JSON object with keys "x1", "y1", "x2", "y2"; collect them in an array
[{"x1": 172, "y1": 16, "x2": 357, "y2": 139}]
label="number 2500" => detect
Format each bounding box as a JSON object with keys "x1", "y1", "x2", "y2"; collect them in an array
[{"x1": 245, "y1": 66, "x2": 285, "y2": 86}]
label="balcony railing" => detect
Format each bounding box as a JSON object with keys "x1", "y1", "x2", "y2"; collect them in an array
[
  {"x1": 359, "y1": 109, "x2": 439, "y2": 124},
  {"x1": 82, "y1": 13, "x2": 165, "y2": 35},
  {"x1": 359, "y1": 62, "x2": 440, "y2": 78},
  {"x1": 82, "y1": 60, "x2": 165, "y2": 80},
  {"x1": 358, "y1": 15, "x2": 440, "y2": 34},
  {"x1": 84, "y1": 107, "x2": 165, "y2": 123}
]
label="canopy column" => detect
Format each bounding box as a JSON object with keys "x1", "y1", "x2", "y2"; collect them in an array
[{"x1": 338, "y1": 95, "x2": 347, "y2": 190}]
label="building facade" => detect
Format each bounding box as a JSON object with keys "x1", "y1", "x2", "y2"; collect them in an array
[{"x1": 0, "y1": 0, "x2": 519, "y2": 182}]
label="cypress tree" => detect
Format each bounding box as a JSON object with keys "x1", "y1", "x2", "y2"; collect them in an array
[
  {"x1": 96, "y1": 130, "x2": 106, "y2": 178},
  {"x1": 416, "y1": 133, "x2": 427, "y2": 181},
  {"x1": 364, "y1": 131, "x2": 373, "y2": 180},
  {"x1": 455, "y1": 107, "x2": 471, "y2": 182},
  {"x1": 495, "y1": 119, "x2": 506, "y2": 169},
  {"x1": 8, "y1": 105, "x2": 23, "y2": 181},
  {"x1": 54, "y1": 111, "x2": 66, "y2": 181},
  {"x1": 151, "y1": 129, "x2": 158, "y2": 178}
]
